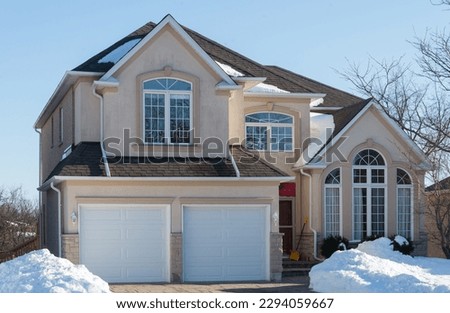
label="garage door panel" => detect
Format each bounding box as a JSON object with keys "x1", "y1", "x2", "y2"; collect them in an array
[
  {"x1": 125, "y1": 208, "x2": 164, "y2": 222},
  {"x1": 225, "y1": 230, "x2": 264, "y2": 241},
  {"x1": 85, "y1": 228, "x2": 122, "y2": 241},
  {"x1": 186, "y1": 265, "x2": 223, "y2": 280},
  {"x1": 226, "y1": 246, "x2": 264, "y2": 258},
  {"x1": 183, "y1": 205, "x2": 269, "y2": 282},
  {"x1": 185, "y1": 228, "x2": 223, "y2": 241},
  {"x1": 84, "y1": 209, "x2": 122, "y2": 220},
  {"x1": 80, "y1": 205, "x2": 169, "y2": 283},
  {"x1": 125, "y1": 247, "x2": 162, "y2": 260},
  {"x1": 184, "y1": 246, "x2": 224, "y2": 259},
  {"x1": 85, "y1": 244, "x2": 122, "y2": 261},
  {"x1": 185, "y1": 209, "x2": 222, "y2": 223},
  {"x1": 126, "y1": 266, "x2": 165, "y2": 280},
  {"x1": 126, "y1": 227, "x2": 163, "y2": 240}
]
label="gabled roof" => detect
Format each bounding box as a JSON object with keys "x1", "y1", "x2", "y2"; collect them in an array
[
  {"x1": 98, "y1": 15, "x2": 236, "y2": 87},
  {"x1": 44, "y1": 142, "x2": 288, "y2": 183},
  {"x1": 298, "y1": 99, "x2": 430, "y2": 169},
  {"x1": 72, "y1": 15, "x2": 361, "y2": 107}
]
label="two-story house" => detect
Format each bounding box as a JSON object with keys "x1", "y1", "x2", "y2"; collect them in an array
[{"x1": 34, "y1": 15, "x2": 430, "y2": 284}]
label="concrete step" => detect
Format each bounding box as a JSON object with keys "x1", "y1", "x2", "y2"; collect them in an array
[{"x1": 282, "y1": 258, "x2": 320, "y2": 277}]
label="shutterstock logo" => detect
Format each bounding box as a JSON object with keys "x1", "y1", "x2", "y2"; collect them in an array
[{"x1": 103, "y1": 128, "x2": 348, "y2": 165}]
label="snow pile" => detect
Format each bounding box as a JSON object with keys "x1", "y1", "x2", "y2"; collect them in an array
[
  {"x1": 98, "y1": 38, "x2": 141, "y2": 64},
  {"x1": 216, "y1": 61, "x2": 244, "y2": 77},
  {"x1": 247, "y1": 82, "x2": 289, "y2": 94},
  {"x1": 309, "y1": 238, "x2": 450, "y2": 293},
  {"x1": 0, "y1": 249, "x2": 110, "y2": 293}
]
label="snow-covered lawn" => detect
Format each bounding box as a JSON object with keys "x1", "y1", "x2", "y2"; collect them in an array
[
  {"x1": 0, "y1": 249, "x2": 110, "y2": 293},
  {"x1": 310, "y1": 237, "x2": 450, "y2": 293}
]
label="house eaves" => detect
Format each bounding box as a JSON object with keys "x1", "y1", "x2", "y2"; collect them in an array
[
  {"x1": 34, "y1": 71, "x2": 102, "y2": 129},
  {"x1": 38, "y1": 175, "x2": 295, "y2": 192},
  {"x1": 99, "y1": 14, "x2": 237, "y2": 89},
  {"x1": 243, "y1": 92, "x2": 326, "y2": 100}
]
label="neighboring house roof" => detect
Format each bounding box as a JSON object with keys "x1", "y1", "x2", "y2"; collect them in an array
[
  {"x1": 426, "y1": 176, "x2": 450, "y2": 192},
  {"x1": 72, "y1": 15, "x2": 361, "y2": 107},
  {"x1": 45, "y1": 142, "x2": 287, "y2": 182}
]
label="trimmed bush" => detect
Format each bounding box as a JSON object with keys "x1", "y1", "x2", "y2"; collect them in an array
[
  {"x1": 390, "y1": 235, "x2": 414, "y2": 255},
  {"x1": 320, "y1": 235, "x2": 349, "y2": 258}
]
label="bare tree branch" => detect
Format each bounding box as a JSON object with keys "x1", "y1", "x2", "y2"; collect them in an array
[{"x1": 339, "y1": 11, "x2": 450, "y2": 257}]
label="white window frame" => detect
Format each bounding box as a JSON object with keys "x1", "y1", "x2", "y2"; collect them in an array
[
  {"x1": 352, "y1": 149, "x2": 387, "y2": 241},
  {"x1": 324, "y1": 168, "x2": 342, "y2": 237},
  {"x1": 244, "y1": 112, "x2": 294, "y2": 152},
  {"x1": 396, "y1": 168, "x2": 414, "y2": 240},
  {"x1": 142, "y1": 78, "x2": 193, "y2": 145}
]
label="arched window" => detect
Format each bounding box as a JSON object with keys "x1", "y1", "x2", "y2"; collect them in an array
[
  {"x1": 397, "y1": 168, "x2": 413, "y2": 239},
  {"x1": 324, "y1": 168, "x2": 341, "y2": 237},
  {"x1": 143, "y1": 78, "x2": 192, "y2": 144},
  {"x1": 352, "y1": 149, "x2": 386, "y2": 240},
  {"x1": 245, "y1": 112, "x2": 293, "y2": 151}
]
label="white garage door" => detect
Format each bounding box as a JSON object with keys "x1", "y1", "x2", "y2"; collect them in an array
[
  {"x1": 79, "y1": 204, "x2": 169, "y2": 283},
  {"x1": 183, "y1": 205, "x2": 269, "y2": 282}
]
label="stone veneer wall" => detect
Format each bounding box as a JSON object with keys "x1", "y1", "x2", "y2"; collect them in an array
[
  {"x1": 61, "y1": 234, "x2": 79, "y2": 264},
  {"x1": 297, "y1": 233, "x2": 316, "y2": 261},
  {"x1": 171, "y1": 232, "x2": 182, "y2": 282},
  {"x1": 270, "y1": 232, "x2": 283, "y2": 282},
  {"x1": 59, "y1": 232, "x2": 285, "y2": 283}
]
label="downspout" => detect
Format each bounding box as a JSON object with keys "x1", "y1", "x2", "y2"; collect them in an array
[
  {"x1": 34, "y1": 128, "x2": 43, "y2": 247},
  {"x1": 50, "y1": 182, "x2": 62, "y2": 257},
  {"x1": 92, "y1": 85, "x2": 111, "y2": 177},
  {"x1": 300, "y1": 168, "x2": 322, "y2": 261},
  {"x1": 229, "y1": 145, "x2": 241, "y2": 178}
]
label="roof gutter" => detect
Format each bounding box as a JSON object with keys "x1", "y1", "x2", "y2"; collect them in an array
[
  {"x1": 34, "y1": 71, "x2": 103, "y2": 129},
  {"x1": 38, "y1": 175, "x2": 295, "y2": 191},
  {"x1": 92, "y1": 83, "x2": 111, "y2": 177},
  {"x1": 244, "y1": 92, "x2": 326, "y2": 100}
]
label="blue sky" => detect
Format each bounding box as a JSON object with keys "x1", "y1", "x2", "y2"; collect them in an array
[{"x1": 0, "y1": 0, "x2": 448, "y2": 199}]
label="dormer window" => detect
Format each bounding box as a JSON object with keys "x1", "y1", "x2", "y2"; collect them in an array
[
  {"x1": 245, "y1": 112, "x2": 293, "y2": 151},
  {"x1": 143, "y1": 78, "x2": 192, "y2": 144}
]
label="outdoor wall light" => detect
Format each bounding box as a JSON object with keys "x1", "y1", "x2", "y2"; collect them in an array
[
  {"x1": 272, "y1": 212, "x2": 279, "y2": 228},
  {"x1": 71, "y1": 211, "x2": 78, "y2": 224}
]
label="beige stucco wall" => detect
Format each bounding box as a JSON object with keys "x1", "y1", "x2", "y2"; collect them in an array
[
  {"x1": 296, "y1": 107, "x2": 428, "y2": 259},
  {"x1": 228, "y1": 95, "x2": 310, "y2": 176},
  {"x1": 40, "y1": 87, "x2": 75, "y2": 180},
  {"x1": 99, "y1": 26, "x2": 230, "y2": 158},
  {"x1": 57, "y1": 179, "x2": 280, "y2": 235},
  {"x1": 74, "y1": 80, "x2": 100, "y2": 145}
]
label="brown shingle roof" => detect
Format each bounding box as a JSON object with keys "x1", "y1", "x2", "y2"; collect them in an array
[
  {"x1": 72, "y1": 19, "x2": 361, "y2": 107},
  {"x1": 330, "y1": 98, "x2": 372, "y2": 137},
  {"x1": 46, "y1": 142, "x2": 287, "y2": 182},
  {"x1": 265, "y1": 66, "x2": 363, "y2": 107},
  {"x1": 231, "y1": 145, "x2": 289, "y2": 177}
]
